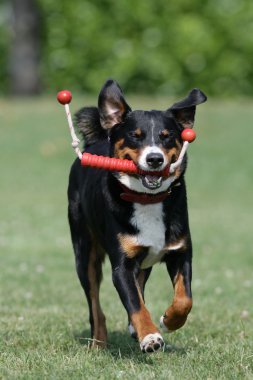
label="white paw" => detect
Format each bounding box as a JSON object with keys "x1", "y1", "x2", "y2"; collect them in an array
[
  {"x1": 128, "y1": 323, "x2": 137, "y2": 339},
  {"x1": 159, "y1": 315, "x2": 173, "y2": 333},
  {"x1": 140, "y1": 333, "x2": 164, "y2": 353}
]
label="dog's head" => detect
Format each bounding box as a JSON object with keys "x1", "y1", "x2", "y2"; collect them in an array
[{"x1": 88, "y1": 79, "x2": 205, "y2": 193}]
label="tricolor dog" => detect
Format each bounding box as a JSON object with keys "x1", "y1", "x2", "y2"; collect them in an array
[{"x1": 68, "y1": 79, "x2": 207, "y2": 353}]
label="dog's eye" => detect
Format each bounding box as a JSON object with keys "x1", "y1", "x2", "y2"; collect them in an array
[
  {"x1": 159, "y1": 130, "x2": 170, "y2": 140},
  {"x1": 128, "y1": 129, "x2": 144, "y2": 140}
]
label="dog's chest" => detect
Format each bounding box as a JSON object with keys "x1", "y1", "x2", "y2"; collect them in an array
[{"x1": 131, "y1": 203, "x2": 166, "y2": 269}]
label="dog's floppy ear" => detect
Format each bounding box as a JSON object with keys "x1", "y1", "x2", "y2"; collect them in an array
[
  {"x1": 98, "y1": 79, "x2": 131, "y2": 130},
  {"x1": 170, "y1": 89, "x2": 207, "y2": 128}
]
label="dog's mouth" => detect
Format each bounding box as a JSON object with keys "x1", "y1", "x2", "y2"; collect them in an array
[
  {"x1": 116, "y1": 164, "x2": 170, "y2": 192},
  {"x1": 141, "y1": 174, "x2": 163, "y2": 190}
]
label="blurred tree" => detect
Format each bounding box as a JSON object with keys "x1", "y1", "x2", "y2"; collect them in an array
[
  {"x1": 36, "y1": 0, "x2": 253, "y2": 96},
  {"x1": 9, "y1": 0, "x2": 41, "y2": 95},
  {"x1": 0, "y1": 0, "x2": 253, "y2": 96}
]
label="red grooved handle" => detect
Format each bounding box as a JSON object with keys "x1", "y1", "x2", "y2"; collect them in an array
[{"x1": 81, "y1": 153, "x2": 169, "y2": 177}]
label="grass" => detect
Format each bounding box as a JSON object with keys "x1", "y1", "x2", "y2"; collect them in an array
[{"x1": 0, "y1": 94, "x2": 253, "y2": 379}]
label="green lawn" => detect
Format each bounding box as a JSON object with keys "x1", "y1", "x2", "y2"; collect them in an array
[{"x1": 0, "y1": 95, "x2": 252, "y2": 379}]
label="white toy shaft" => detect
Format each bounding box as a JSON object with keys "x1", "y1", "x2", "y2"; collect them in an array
[
  {"x1": 170, "y1": 141, "x2": 189, "y2": 173},
  {"x1": 64, "y1": 104, "x2": 82, "y2": 159}
]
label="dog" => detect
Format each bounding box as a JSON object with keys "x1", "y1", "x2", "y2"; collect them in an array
[{"x1": 68, "y1": 79, "x2": 207, "y2": 353}]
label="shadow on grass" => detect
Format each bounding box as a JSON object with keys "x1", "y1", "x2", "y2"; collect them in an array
[{"x1": 73, "y1": 329, "x2": 187, "y2": 361}]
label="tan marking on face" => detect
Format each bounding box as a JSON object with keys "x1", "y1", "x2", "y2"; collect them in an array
[
  {"x1": 160, "y1": 139, "x2": 182, "y2": 177},
  {"x1": 131, "y1": 285, "x2": 159, "y2": 341},
  {"x1": 118, "y1": 233, "x2": 142, "y2": 258},
  {"x1": 160, "y1": 129, "x2": 169, "y2": 138},
  {"x1": 173, "y1": 139, "x2": 183, "y2": 177},
  {"x1": 160, "y1": 145, "x2": 177, "y2": 164},
  {"x1": 162, "y1": 272, "x2": 192, "y2": 331},
  {"x1": 114, "y1": 138, "x2": 139, "y2": 162},
  {"x1": 134, "y1": 127, "x2": 142, "y2": 137},
  {"x1": 114, "y1": 138, "x2": 124, "y2": 154},
  {"x1": 87, "y1": 244, "x2": 107, "y2": 348}
]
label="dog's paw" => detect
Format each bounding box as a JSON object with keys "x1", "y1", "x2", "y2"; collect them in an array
[
  {"x1": 159, "y1": 315, "x2": 172, "y2": 333},
  {"x1": 140, "y1": 333, "x2": 164, "y2": 353},
  {"x1": 128, "y1": 323, "x2": 137, "y2": 340}
]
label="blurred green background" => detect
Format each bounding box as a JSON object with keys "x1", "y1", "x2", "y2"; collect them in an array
[{"x1": 1, "y1": 0, "x2": 253, "y2": 96}]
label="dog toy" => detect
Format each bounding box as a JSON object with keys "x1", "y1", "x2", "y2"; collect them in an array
[{"x1": 57, "y1": 90, "x2": 196, "y2": 175}]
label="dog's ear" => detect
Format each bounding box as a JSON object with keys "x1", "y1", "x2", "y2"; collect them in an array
[
  {"x1": 169, "y1": 89, "x2": 207, "y2": 128},
  {"x1": 98, "y1": 79, "x2": 131, "y2": 130}
]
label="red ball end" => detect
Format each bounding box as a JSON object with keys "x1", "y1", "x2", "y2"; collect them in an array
[
  {"x1": 57, "y1": 90, "x2": 72, "y2": 105},
  {"x1": 181, "y1": 128, "x2": 196, "y2": 143}
]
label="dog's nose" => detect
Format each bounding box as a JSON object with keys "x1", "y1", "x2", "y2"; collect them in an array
[{"x1": 146, "y1": 153, "x2": 164, "y2": 169}]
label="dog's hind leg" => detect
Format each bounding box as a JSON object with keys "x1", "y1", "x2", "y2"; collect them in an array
[
  {"x1": 68, "y1": 187, "x2": 107, "y2": 348},
  {"x1": 86, "y1": 241, "x2": 107, "y2": 347}
]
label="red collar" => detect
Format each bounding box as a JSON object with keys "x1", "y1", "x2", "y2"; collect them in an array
[{"x1": 120, "y1": 184, "x2": 172, "y2": 205}]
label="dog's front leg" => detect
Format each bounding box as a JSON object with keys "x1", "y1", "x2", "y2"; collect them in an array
[
  {"x1": 160, "y1": 249, "x2": 193, "y2": 333},
  {"x1": 112, "y1": 263, "x2": 164, "y2": 353}
]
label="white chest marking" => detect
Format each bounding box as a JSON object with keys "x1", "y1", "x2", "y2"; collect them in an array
[{"x1": 131, "y1": 203, "x2": 166, "y2": 269}]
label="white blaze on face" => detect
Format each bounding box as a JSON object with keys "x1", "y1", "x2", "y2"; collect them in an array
[
  {"x1": 151, "y1": 119, "x2": 155, "y2": 145},
  {"x1": 138, "y1": 146, "x2": 168, "y2": 171}
]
